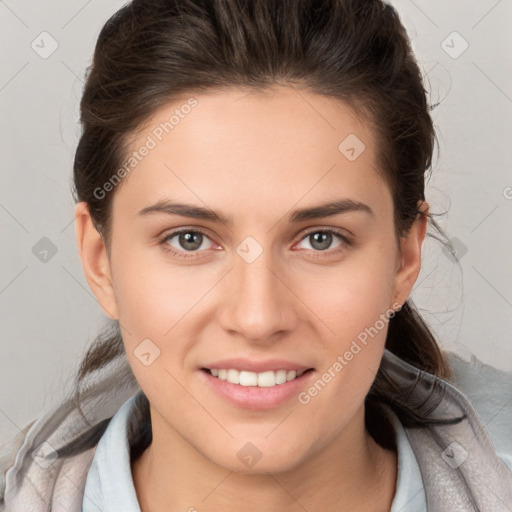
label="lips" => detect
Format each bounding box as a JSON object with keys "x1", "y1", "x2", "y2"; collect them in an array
[{"x1": 199, "y1": 364, "x2": 316, "y2": 409}]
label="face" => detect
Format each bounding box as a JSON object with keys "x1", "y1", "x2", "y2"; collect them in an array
[{"x1": 77, "y1": 85, "x2": 423, "y2": 474}]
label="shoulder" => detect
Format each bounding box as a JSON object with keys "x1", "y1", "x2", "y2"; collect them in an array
[{"x1": 444, "y1": 349, "x2": 512, "y2": 473}]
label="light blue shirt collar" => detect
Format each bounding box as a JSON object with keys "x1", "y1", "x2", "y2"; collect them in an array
[
  {"x1": 385, "y1": 405, "x2": 427, "y2": 511},
  {"x1": 82, "y1": 394, "x2": 141, "y2": 512},
  {"x1": 82, "y1": 394, "x2": 426, "y2": 511}
]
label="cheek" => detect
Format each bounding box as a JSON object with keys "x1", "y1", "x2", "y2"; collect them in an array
[
  {"x1": 295, "y1": 249, "x2": 396, "y2": 343},
  {"x1": 292, "y1": 248, "x2": 396, "y2": 403},
  {"x1": 110, "y1": 243, "x2": 192, "y2": 331},
  {"x1": 109, "y1": 246, "x2": 219, "y2": 373}
]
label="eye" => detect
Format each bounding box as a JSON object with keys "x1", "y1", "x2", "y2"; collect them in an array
[
  {"x1": 159, "y1": 228, "x2": 215, "y2": 258},
  {"x1": 158, "y1": 227, "x2": 352, "y2": 260},
  {"x1": 295, "y1": 228, "x2": 351, "y2": 256}
]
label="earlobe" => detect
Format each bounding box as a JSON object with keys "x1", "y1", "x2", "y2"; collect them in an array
[
  {"x1": 74, "y1": 202, "x2": 119, "y2": 320},
  {"x1": 391, "y1": 202, "x2": 429, "y2": 308}
]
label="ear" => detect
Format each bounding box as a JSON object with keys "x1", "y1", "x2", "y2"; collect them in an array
[
  {"x1": 391, "y1": 201, "x2": 429, "y2": 309},
  {"x1": 74, "y1": 202, "x2": 118, "y2": 320}
]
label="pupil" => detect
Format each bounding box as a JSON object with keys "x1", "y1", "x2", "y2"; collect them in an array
[
  {"x1": 311, "y1": 232, "x2": 331, "y2": 251},
  {"x1": 180, "y1": 232, "x2": 202, "y2": 250}
]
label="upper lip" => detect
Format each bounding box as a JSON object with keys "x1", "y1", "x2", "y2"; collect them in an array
[{"x1": 201, "y1": 358, "x2": 313, "y2": 373}]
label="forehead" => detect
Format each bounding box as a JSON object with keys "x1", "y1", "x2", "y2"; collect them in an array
[{"x1": 112, "y1": 85, "x2": 390, "y2": 222}]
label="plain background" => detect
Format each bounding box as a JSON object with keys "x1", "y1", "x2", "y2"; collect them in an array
[{"x1": 1, "y1": 0, "x2": 511, "y2": 445}]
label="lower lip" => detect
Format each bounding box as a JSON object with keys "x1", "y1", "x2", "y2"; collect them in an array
[{"x1": 199, "y1": 369, "x2": 315, "y2": 409}]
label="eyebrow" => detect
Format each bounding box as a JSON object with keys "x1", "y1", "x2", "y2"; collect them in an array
[{"x1": 137, "y1": 198, "x2": 374, "y2": 225}]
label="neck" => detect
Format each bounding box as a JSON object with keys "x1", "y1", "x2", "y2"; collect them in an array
[{"x1": 132, "y1": 405, "x2": 397, "y2": 512}]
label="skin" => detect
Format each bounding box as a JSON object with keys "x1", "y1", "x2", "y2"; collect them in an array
[{"x1": 75, "y1": 85, "x2": 429, "y2": 511}]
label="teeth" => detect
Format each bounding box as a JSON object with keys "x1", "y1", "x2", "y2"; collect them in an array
[
  {"x1": 227, "y1": 369, "x2": 240, "y2": 384},
  {"x1": 240, "y1": 370, "x2": 258, "y2": 386},
  {"x1": 208, "y1": 368, "x2": 307, "y2": 387},
  {"x1": 275, "y1": 369, "x2": 287, "y2": 385}
]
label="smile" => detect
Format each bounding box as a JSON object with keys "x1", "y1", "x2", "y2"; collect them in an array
[{"x1": 203, "y1": 368, "x2": 313, "y2": 387}]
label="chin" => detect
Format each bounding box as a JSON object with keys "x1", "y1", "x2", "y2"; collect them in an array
[{"x1": 204, "y1": 437, "x2": 310, "y2": 476}]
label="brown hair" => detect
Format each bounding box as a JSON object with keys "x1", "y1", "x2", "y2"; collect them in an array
[{"x1": 67, "y1": 0, "x2": 457, "y2": 457}]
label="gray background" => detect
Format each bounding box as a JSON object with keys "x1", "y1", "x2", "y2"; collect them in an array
[{"x1": 1, "y1": 0, "x2": 511, "y2": 445}]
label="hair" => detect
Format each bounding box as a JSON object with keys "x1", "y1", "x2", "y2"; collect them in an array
[{"x1": 64, "y1": 0, "x2": 462, "y2": 458}]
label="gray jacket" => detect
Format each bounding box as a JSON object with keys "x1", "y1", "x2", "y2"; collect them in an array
[{"x1": 1, "y1": 349, "x2": 511, "y2": 511}]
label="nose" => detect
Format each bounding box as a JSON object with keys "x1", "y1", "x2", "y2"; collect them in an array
[{"x1": 217, "y1": 246, "x2": 298, "y2": 343}]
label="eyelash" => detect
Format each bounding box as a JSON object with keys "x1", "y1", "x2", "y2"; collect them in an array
[{"x1": 158, "y1": 227, "x2": 352, "y2": 260}]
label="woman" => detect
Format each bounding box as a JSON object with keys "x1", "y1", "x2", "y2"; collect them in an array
[{"x1": 1, "y1": 0, "x2": 511, "y2": 511}]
